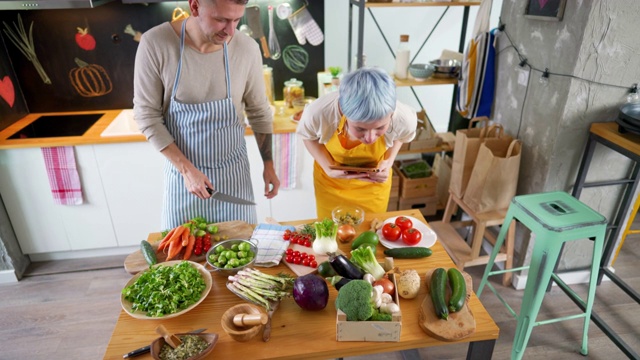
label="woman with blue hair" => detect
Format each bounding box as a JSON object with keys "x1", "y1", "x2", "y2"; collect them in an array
[{"x1": 297, "y1": 67, "x2": 417, "y2": 218}]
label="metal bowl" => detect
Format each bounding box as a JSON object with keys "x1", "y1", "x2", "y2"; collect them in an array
[
  {"x1": 408, "y1": 63, "x2": 436, "y2": 80},
  {"x1": 205, "y1": 238, "x2": 258, "y2": 276},
  {"x1": 429, "y1": 59, "x2": 461, "y2": 78}
]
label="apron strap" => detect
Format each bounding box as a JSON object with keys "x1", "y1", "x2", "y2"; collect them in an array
[{"x1": 171, "y1": 19, "x2": 232, "y2": 99}]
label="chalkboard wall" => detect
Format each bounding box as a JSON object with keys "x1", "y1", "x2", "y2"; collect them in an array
[{"x1": 0, "y1": 0, "x2": 324, "y2": 129}]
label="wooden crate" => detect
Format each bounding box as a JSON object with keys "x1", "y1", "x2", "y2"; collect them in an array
[
  {"x1": 397, "y1": 167, "x2": 438, "y2": 198},
  {"x1": 336, "y1": 273, "x2": 401, "y2": 342},
  {"x1": 398, "y1": 195, "x2": 439, "y2": 216},
  {"x1": 390, "y1": 169, "x2": 400, "y2": 198},
  {"x1": 387, "y1": 196, "x2": 399, "y2": 211}
]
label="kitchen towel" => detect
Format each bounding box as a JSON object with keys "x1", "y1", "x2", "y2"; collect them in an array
[
  {"x1": 273, "y1": 132, "x2": 297, "y2": 190},
  {"x1": 252, "y1": 223, "x2": 295, "y2": 267},
  {"x1": 41, "y1": 146, "x2": 84, "y2": 205}
]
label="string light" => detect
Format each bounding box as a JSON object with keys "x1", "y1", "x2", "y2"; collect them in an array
[{"x1": 539, "y1": 68, "x2": 550, "y2": 86}]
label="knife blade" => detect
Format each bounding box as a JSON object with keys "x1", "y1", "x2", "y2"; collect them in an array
[
  {"x1": 245, "y1": 5, "x2": 270, "y2": 58},
  {"x1": 122, "y1": 328, "x2": 206, "y2": 358},
  {"x1": 206, "y1": 187, "x2": 256, "y2": 205}
]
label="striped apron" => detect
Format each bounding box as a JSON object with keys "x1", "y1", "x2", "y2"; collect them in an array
[{"x1": 161, "y1": 20, "x2": 256, "y2": 229}]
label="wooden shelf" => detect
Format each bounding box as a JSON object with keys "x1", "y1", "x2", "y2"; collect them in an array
[
  {"x1": 398, "y1": 143, "x2": 452, "y2": 155},
  {"x1": 394, "y1": 76, "x2": 457, "y2": 87},
  {"x1": 365, "y1": 1, "x2": 481, "y2": 8}
]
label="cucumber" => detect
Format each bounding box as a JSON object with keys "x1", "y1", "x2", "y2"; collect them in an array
[
  {"x1": 140, "y1": 240, "x2": 157, "y2": 266},
  {"x1": 430, "y1": 268, "x2": 449, "y2": 320},
  {"x1": 383, "y1": 247, "x2": 432, "y2": 258},
  {"x1": 447, "y1": 268, "x2": 467, "y2": 313}
]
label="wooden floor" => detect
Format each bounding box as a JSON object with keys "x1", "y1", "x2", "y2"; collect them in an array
[{"x1": 0, "y1": 237, "x2": 638, "y2": 360}]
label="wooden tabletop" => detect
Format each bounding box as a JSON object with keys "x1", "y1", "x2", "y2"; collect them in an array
[
  {"x1": 590, "y1": 122, "x2": 640, "y2": 157},
  {"x1": 0, "y1": 102, "x2": 298, "y2": 150},
  {"x1": 102, "y1": 210, "x2": 499, "y2": 360}
]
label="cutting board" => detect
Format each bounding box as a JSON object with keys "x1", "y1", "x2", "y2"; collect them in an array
[
  {"x1": 419, "y1": 268, "x2": 476, "y2": 341},
  {"x1": 124, "y1": 220, "x2": 255, "y2": 274}
]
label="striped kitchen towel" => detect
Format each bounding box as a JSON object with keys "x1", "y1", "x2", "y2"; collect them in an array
[
  {"x1": 273, "y1": 132, "x2": 297, "y2": 190},
  {"x1": 252, "y1": 223, "x2": 295, "y2": 267},
  {"x1": 41, "y1": 146, "x2": 84, "y2": 205}
]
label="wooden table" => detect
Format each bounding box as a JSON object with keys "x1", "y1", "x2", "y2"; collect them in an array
[{"x1": 103, "y1": 210, "x2": 499, "y2": 360}]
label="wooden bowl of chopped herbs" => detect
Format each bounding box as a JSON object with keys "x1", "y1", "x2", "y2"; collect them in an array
[{"x1": 150, "y1": 332, "x2": 218, "y2": 360}]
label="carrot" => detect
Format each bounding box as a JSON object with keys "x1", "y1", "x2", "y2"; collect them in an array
[
  {"x1": 183, "y1": 234, "x2": 196, "y2": 260},
  {"x1": 181, "y1": 227, "x2": 190, "y2": 247},
  {"x1": 165, "y1": 226, "x2": 187, "y2": 260},
  {"x1": 157, "y1": 227, "x2": 177, "y2": 251}
]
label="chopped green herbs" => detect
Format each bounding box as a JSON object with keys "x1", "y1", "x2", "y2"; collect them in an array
[
  {"x1": 158, "y1": 335, "x2": 208, "y2": 360},
  {"x1": 122, "y1": 261, "x2": 206, "y2": 317}
]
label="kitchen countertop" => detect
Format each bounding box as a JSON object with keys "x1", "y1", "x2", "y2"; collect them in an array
[{"x1": 0, "y1": 103, "x2": 300, "y2": 150}]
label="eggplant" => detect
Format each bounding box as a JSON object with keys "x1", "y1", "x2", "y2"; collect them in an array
[
  {"x1": 326, "y1": 276, "x2": 353, "y2": 291},
  {"x1": 328, "y1": 253, "x2": 364, "y2": 280}
]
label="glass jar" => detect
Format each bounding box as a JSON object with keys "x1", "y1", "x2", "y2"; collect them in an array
[
  {"x1": 263, "y1": 65, "x2": 275, "y2": 104},
  {"x1": 283, "y1": 78, "x2": 304, "y2": 108}
]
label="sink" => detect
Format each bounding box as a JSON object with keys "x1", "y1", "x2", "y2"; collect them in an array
[
  {"x1": 100, "y1": 109, "x2": 142, "y2": 137},
  {"x1": 8, "y1": 113, "x2": 104, "y2": 139}
]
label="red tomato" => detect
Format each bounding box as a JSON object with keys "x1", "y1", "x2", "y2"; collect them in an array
[
  {"x1": 75, "y1": 27, "x2": 96, "y2": 51},
  {"x1": 402, "y1": 227, "x2": 422, "y2": 246},
  {"x1": 382, "y1": 223, "x2": 402, "y2": 242},
  {"x1": 310, "y1": 260, "x2": 318, "y2": 268},
  {"x1": 304, "y1": 240, "x2": 312, "y2": 247},
  {"x1": 395, "y1": 216, "x2": 413, "y2": 231}
]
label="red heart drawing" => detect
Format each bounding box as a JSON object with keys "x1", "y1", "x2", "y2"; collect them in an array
[
  {"x1": 538, "y1": 0, "x2": 550, "y2": 9},
  {"x1": 0, "y1": 76, "x2": 15, "y2": 108}
]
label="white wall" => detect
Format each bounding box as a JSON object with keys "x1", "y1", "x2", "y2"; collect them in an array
[{"x1": 323, "y1": 0, "x2": 503, "y2": 132}]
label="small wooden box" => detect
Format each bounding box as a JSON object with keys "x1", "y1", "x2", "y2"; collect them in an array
[
  {"x1": 398, "y1": 168, "x2": 438, "y2": 198},
  {"x1": 390, "y1": 168, "x2": 400, "y2": 198},
  {"x1": 336, "y1": 273, "x2": 401, "y2": 342},
  {"x1": 398, "y1": 195, "x2": 439, "y2": 216}
]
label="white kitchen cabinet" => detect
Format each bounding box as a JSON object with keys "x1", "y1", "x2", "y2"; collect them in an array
[
  {"x1": 0, "y1": 146, "x2": 117, "y2": 254},
  {"x1": 93, "y1": 142, "x2": 164, "y2": 247}
]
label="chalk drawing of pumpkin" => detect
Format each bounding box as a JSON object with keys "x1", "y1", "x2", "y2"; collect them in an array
[{"x1": 69, "y1": 57, "x2": 112, "y2": 97}]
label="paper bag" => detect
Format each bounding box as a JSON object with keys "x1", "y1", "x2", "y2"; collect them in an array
[
  {"x1": 433, "y1": 153, "x2": 452, "y2": 207},
  {"x1": 463, "y1": 138, "x2": 522, "y2": 213},
  {"x1": 449, "y1": 117, "x2": 502, "y2": 197}
]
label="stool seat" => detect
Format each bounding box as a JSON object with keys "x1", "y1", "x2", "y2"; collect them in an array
[
  {"x1": 512, "y1": 191, "x2": 606, "y2": 231},
  {"x1": 477, "y1": 191, "x2": 606, "y2": 360}
]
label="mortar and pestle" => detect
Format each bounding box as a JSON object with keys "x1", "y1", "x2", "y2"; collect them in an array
[{"x1": 221, "y1": 303, "x2": 268, "y2": 342}]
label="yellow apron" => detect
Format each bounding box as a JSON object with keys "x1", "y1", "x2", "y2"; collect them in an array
[{"x1": 314, "y1": 115, "x2": 392, "y2": 218}]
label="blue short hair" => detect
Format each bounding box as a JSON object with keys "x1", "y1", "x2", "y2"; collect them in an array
[{"x1": 338, "y1": 67, "x2": 396, "y2": 122}]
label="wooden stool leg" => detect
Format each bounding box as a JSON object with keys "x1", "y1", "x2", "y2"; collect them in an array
[
  {"x1": 470, "y1": 221, "x2": 486, "y2": 259},
  {"x1": 502, "y1": 220, "x2": 516, "y2": 286},
  {"x1": 442, "y1": 193, "x2": 458, "y2": 224}
]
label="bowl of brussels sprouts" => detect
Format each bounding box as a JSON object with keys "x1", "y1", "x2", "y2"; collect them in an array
[{"x1": 205, "y1": 239, "x2": 258, "y2": 276}]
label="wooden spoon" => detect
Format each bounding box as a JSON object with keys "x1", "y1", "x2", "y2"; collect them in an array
[{"x1": 155, "y1": 325, "x2": 182, "y2": 349}]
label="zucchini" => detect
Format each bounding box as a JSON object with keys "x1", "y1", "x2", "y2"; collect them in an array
[
  {"x1": 328, "y1": 253, "x2": 364, "y2": 280},
  {"x1": 430, "y1": 268, "x2": 449, "y2": 320},
  {"x1": 447, "y1": 268, "x2": 467, "y2": 313},
  {"x1": 383, "y1": 247, "x2": 432, "y2": 258},
  {"x1": 140, "y1": 240, "x2": 157, "y2": 266}
]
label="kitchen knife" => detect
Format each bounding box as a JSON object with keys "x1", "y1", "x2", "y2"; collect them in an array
[
  {"x1": 122, "y1": 328, "x2": 206, "y2": 358},
  {"x1": 246, "y1": 5, "x2": 270, "y2": 58},
  {"x1": 206, "y1": 187, "x2": 256, "y2": 205}
]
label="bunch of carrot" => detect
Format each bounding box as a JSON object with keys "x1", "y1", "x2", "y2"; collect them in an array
[{"x1": 157, "y1": 218, "x2": 218, "y2": 261}]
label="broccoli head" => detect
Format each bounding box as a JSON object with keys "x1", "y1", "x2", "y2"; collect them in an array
[
  {"x1": 335, "y1": 279, "x2": 375, "y2": 321},
  {"x1": 370, "y1": 308, "x2": 392, "y2": 322}
]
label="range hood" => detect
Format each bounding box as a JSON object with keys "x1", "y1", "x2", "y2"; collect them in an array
[{"x1": 0, "y1": 0, "x2": 114, "y2": 10}]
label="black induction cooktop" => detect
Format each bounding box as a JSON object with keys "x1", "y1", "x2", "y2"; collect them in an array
[{"x1": 8, "y1": 113, "x2": 104, "y2": 139}]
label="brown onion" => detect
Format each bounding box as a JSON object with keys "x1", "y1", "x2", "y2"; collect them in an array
[
  {"x1": 337, "y1": 224, "x2": 356, "y2": 243},
  {"x1": 373, "y1": 277, "x2": 395, "y2": 295}
]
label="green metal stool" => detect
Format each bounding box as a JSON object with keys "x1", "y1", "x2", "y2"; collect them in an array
[{"x1": 476, "y1": 191, "x2": 606, "y2": 360}]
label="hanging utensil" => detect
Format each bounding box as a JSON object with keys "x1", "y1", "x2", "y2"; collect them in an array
[
  {"x1": 267, "y1": 5, "x2": 281, "y2": 60},
  {"x1": 246, "y1": 5, "x2": 270, "y2": 59}
]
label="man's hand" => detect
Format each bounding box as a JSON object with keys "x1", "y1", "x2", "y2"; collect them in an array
[{"x1": 263, "y1": 160, "x2": 280, "y2": 199}]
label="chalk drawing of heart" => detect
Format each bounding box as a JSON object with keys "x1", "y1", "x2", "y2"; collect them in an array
[
  {"x1": 538, "y1": 0, "x2": 550, "y2": 9},
  {"x1": 0, "y1": 76, "x2": 15, "y2": 108}
]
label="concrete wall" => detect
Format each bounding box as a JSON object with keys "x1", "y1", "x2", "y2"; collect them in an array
[{"x1": 494, "y1": 0, "x2": 640, "y2": 271}]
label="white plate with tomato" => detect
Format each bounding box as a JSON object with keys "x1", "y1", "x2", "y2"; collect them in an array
[{"x1": 377, "y1": 215, "x2": 437, "y2": 249}]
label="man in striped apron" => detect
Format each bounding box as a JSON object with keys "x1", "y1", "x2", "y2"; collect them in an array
[{"x1": 133, "y1": 0, "x2": 279, "y2": 229}]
